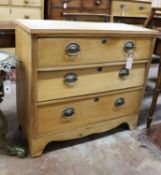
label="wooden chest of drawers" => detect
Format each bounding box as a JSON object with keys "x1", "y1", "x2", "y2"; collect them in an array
[
  {"x1": 46, "y1": 0, "x2": 111, "y2": 21},
  {"x1": 0, "y1": 0, "x2": 44, "y2": 20},
  {"x1": 111, "y1": 0, "x2": 151, "y2": 17},
  {"x1": 111, "y1": 0, "x2": 151, "y2": 25},
  {"x1": 16, "y1": 20, "x2": 157, "y2": 157}
]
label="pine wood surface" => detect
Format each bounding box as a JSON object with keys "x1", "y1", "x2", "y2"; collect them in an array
[
  {"x1": 37, "y1": 37, "x2": 152, "y2": 67},
  {"x1": 112, "y1": 0, "x2": 151, "y2": 17},
  {"x1": 15, "y1": 19, "x2": 159, "y2": 35},
  {"x1": 37, "y1": 89, "x2": 143, "y2": 136},
  {"x1": 37, "y1": 64, "x2": 146, "y2": 101},
  {"x1": 15, "y1": 20, "x2": 156, "y2": 157}
]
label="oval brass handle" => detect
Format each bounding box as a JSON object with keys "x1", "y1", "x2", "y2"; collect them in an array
[
  {"x1": 64, "y1": 73, "x2": 78, "y2": 87},
  {"x1": 119, "y1": 67, "x2": 130, "y2": 79},
  {"x1": 24, "y1": 15, "x2": 30, "y2": 19},
  {"x1": 115, "y1": 98, "x2": 125, "y2": 107},
  {"x1": 139, "y1": 6, "x2": 144, "y2": 10},
  {"x1": 95, "y1": 0, "x2": 101, "y2": 5},
  {"x1": 63, "y1": 108, "x2": 76, "y2": 119},
  {"x1": 65, "y1": 43, "x2": 80, "y2": 56},
  {"x1": 124, "y1": 41, "x2": 135, "y2": 53}
]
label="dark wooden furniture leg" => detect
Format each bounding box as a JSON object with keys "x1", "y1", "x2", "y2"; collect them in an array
[
  {"x1": 147, "y1": 58, "x2": 161, "y2": 128},
  {"x1": 144, "y1": 9, "x2": 156, "y2": 28}
]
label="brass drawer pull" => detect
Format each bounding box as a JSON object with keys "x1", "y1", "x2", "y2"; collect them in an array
[
  {"x1": 139, "y1": 6, "x2": 145, "y2": 10},
  {"x1": 64, "y1": 73, "x2": 78, "y2": 87},
  {"x1": 24, "y1": 15, "x2": 30, "y2": 19},
  {"x1": 63, "y1": 108, "x2": 76, "y2": 119},
  {"x1": 115, "y1": 98, "x2": 125, "y2": 107},
  {"x1": 95, "y1": 0, "x2": 101, "y2": 5},
  {"x1": 65, "y1": 43, "x2": 80, "y2": 56},
  {"x1": 119, "y1": 67, "x2": 130, "y2": 79},
  {"x1": 124, "y1": 41, "x2": 135, "y2": 53}
]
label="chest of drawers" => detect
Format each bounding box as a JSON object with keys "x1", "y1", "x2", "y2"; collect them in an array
[
  {"x1": 111, "y1": 0, "x2": 151, "y2": 17},
  {"x1": 46, "y1": 0, "x2": 111, "y2": 21},
  {"x1": 15, "y1": 20, "x2": 157, "y2": 157},
  {"x1": 0, "y1": 0, "x2": 44, "y2": 20},
  {"x1": 111, "y1": 0, "x2": 151, "y2": 25}
]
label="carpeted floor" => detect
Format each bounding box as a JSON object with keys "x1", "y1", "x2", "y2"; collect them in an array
[{"x1": 0, "y1": 64, "x2": 161, "y2": 175}]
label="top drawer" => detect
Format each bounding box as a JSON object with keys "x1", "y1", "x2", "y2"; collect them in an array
[
  {"x1": 37, "y1": 37, "x2": 152, "y2": 68},
  {"x1": 112, "y1": 0, "x2": 151, "y2": 17},
  {"x1": 0, "y1": 0, "x2": 9, "y2": 5},
  {"x1": 51, "y1": 0, "x2": 81, "y2": 8},
  {"x1": 11, "y1": 0, "x2": 41, "y2": 7},
  {"x1": 83, "y1": 0, "x2": 110, "y2": 11}
]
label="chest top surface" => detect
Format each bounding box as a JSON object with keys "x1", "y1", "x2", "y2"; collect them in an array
[{"x1": 16, "y1": 20, "x2": 158, "y2": 36}]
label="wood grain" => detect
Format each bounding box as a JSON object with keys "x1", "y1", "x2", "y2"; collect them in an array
[
  {"x1": 15, "y1": 20, "x2": 156, "y2": 157},
  {"x1": 112, "y1": 0, "x2": 151, "y2": 17},
  {"x1": 37, "y1": 89, "x2": 143, "y2": 136},
  {"x1": 15, "y1": 20, "x2": 159, "y2": 35},
  {"x1": 0, "y1": 0, "x2": 9, "y2": 5},
  {"x1": 11, "y1": 0, "x2": 41, "y2": 7},
  {"x1": 16, "y1": 26, "x2": 33, "y2": 142},
  {"x1": 37, "y1": 37, "x2": 152, "y2": 67},
  {"x1": 37, "y1": 63, "x2": 147, "y2": 101},
  {"x1": 30, "y1": 114, "x2": 139, "y2": 157}
]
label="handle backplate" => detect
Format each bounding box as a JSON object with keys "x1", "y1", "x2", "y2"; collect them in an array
[
  {"x1": 119, "y1": 67, "x2": 130, "y2": 79},
  {"x1": 62, "y1": 108, "x2": 76, "y2": 119},
  {"x1": 64, "y1": 73, "x2": 78, "y2": 87},
  {"x1": 124, "y1": 41, "x2": 135, "y2": 53},
  {"x1": 114, "y1": 97, "x2": 125, "y2": 107},
  {"x1": 65, "y1": 43, "x2": 80, "y2": 56}
]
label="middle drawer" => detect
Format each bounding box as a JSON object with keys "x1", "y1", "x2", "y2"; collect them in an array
[{"x1": 37, "y1": 63, "x2": 146, "y2": 102}]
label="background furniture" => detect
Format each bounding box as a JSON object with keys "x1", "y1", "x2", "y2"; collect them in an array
[
  {"x1": 0, "y1": 21, "x2": 15, "y2": 54},
  {"x1": 16, "y1": 20, "x2": 157, "y2": 157},
  {"x1": 0, "y1": 0, "x2": 44, "y2": 20},
  {"x1": 45, "y1": 0, "x2": 157, "y2": 25},
  {"x1": 46, "y1": 0, "x2": 111, "y2": 22},
  {"x1": 0, "y1": 51, "x2": 25, "y2": 158},
  {"x1": 0, "y1": 0, "x2": 44, "y2": 54},
  {"x1": 144, "y1": 2, "x2": 161, "y2": 129},
  {"x1": 111, "y1": 0, "x2": 151, "y2": 25}
]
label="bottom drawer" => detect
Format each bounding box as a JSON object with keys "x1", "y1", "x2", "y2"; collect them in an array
[{"x1": 37, "y1": 88, "x2": 143, "y2": 136}]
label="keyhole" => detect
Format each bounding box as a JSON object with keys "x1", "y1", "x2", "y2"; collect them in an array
[
  {"x1": 97, "y1": 67, "x2": 103, "y2": 72},
  {"x1": 94, "y1": 97, "x2": 100, "y2": 102}
]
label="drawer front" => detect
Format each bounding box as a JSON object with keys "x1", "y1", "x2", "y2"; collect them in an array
[
  {"x1": 11, "y1": 0, "x2": 41, "y2": 7},
  {"x1": 37, "y1": 64, "x2": 146, "y2": 101},
  {"x1": 64, "y1": 14, "x2": 109, "y2": 22},
  {"x1": 112, "y1": 0, "x2": 151, "y2": 17},
  {"x1": 11, "y1": 7, "x2": 42, "y2": 19},
  {"x1": 49, "y1": 8, "x2": 80, "y2": 19},
  {"x1": 0, "y1": 7, "x2": 11, "y2": 20},
  {"x1": 0, "y1": 31, "x2": 15, "y2": 48},
  {"x1": 37, "y1": 89, "x2": 142, "y2": 135},
  {"x1": 113, "y1": 16, "x2": 146, "y2": 26},
  {"x1": 83, "y1": 0, "x2": 110, "y2": 11},
  {"x1": 51, "y1": 0, "x2": 80, "y2": 8},
  {"x1": 0, "y1": 0, "x2": 9, "y2": 5},
  {"x1": 37, "y1": 37, "x2": 151, "y2": 68}
]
